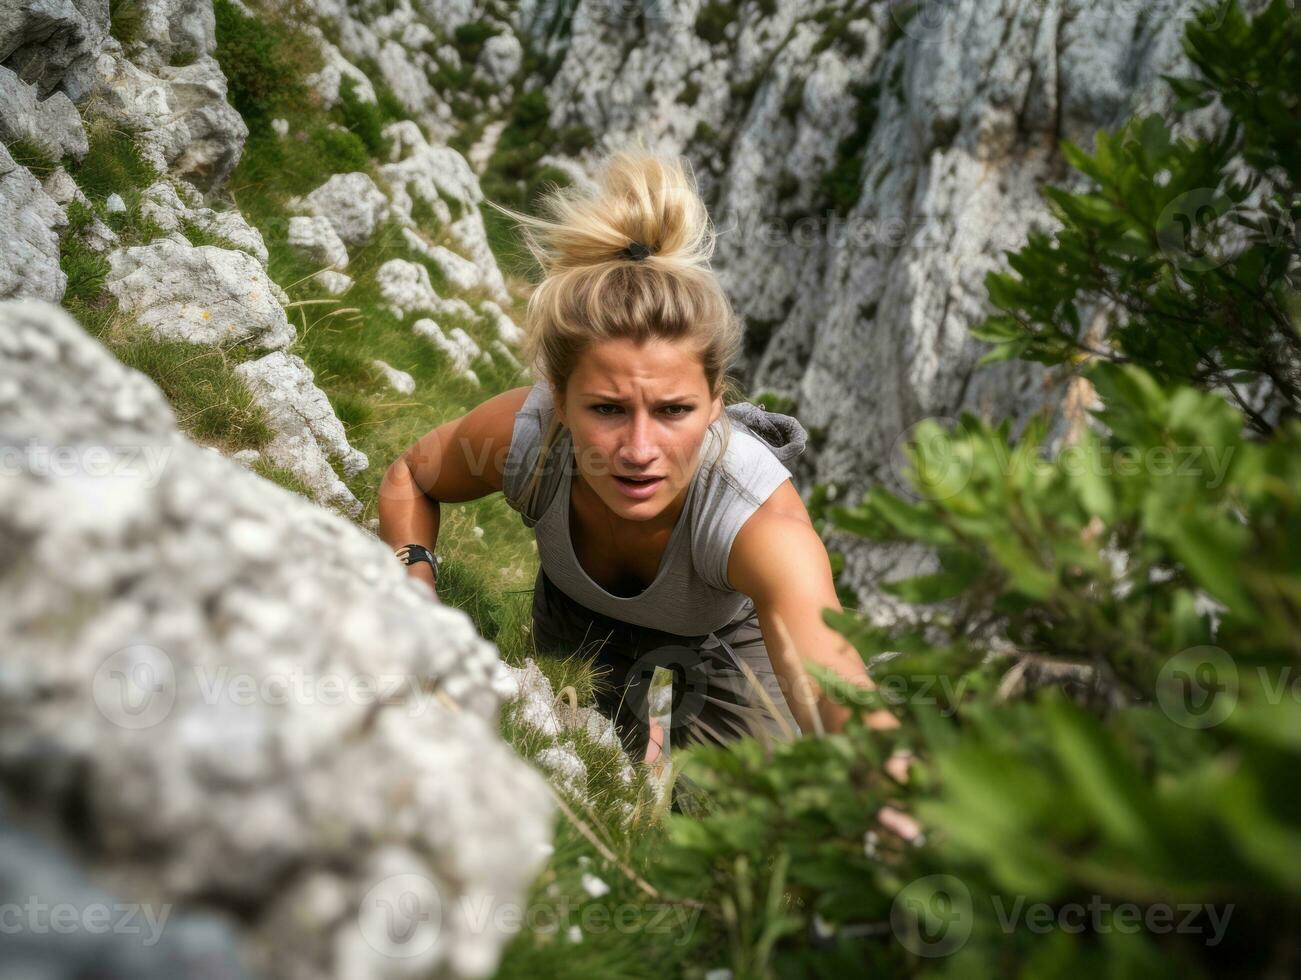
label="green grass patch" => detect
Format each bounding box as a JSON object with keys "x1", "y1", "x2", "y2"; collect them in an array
[
  {"x1": 213, "y1": 0, "x2": 325, "y2": 136},
  {"x1": 5, "y1": 137, "x2": 59, "y2": 180},
  {"x1": 66, "y1": 116, "x2": 160, "y2": 200},
  {"x1": 109, "y1": 0, "x2": 146, "y2": 47},
  {"x1": 333, "y1": 75, "x2": 393, "y2": 160},
  {"x1": 695, "y1": 1, "x2": 733, "y2": 44}
]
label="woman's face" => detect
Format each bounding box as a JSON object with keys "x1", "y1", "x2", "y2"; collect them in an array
[{"x1": 553, "y1": 337, "x2": 723, "y2": 527}]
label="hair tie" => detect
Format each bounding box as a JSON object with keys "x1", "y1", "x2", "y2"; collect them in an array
[{"x1": 620, "y1": 241, "x2": 655, "y2": 261}]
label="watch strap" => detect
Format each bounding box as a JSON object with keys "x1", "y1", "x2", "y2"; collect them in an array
[{"x1": 395, "y1": 544, "x2": 440, "y2": 582}]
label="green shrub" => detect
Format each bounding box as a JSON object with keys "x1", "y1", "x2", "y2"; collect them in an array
[
  {"x1": 452, "y1": 20, "x2": 500, "y2": 66},
  {"x1": 67, "y1": 117, "x2": 160, "y2": 200},
  {"x1": 59, "y1": 221, "x2": 111, "y2": 306},
  {"x1": 333, "y1": 75, "x2": 391, "y2": 160},
  {"x1": 645, "y1": 2, "x2": 1301, "y2": 975},
  {"x1": 212, "y1": 0, "x2": 322, "y2": 134},
  {"x1": 5, "y1": 138, "x2": 58, "y2": 180},
  {"x1": 695, "y1": 1, "x2": 732, "y2": 44},
  {"x1": 816, "y1": 80, "x2": 879, "y2": 216},
  {"x1": 306, "y1": 121, "x2": 370, "y2": 174},
  {"x1": 109, "y1": 0, "x2": 146, "y2": 47}
]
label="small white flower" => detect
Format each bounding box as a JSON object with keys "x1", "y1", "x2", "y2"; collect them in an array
[
  {"x1": 581, "y1": 872, "x2": 609, "y2": 898},
  {"x1": 705, "y1": 970, "x2": 734, "y2": 980},
  {"x1": 577, "y1": 855, "x2": 591, "y2": 867},
  {"x1": 863, "y1": 830, "x2": 879, "y2": 859},
  {"x1": 472, "y1": 525, "x2": 484, "y2": 538},
  {"x1": 567, "y1": 924, "x2": 582, "y2": 943}
]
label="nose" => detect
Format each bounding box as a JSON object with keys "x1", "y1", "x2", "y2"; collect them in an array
[{"x1": 616, "y1": 410, "x2": 658, "y2": 468}]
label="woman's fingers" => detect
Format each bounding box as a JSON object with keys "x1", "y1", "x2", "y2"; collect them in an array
[
  {"x1": 644, "y1": 716, "x2": 665, "y2": 764},
  {"x1": 876, "y1": 804, "x2": 923, "y2": 844},
  {"x1": 884, "y1": 749, "x2": 914, "y2": 783}
]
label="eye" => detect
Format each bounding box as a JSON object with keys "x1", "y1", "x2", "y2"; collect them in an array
[{"x1": 590, "y1": 404, "x2": 693, "y2": 416}]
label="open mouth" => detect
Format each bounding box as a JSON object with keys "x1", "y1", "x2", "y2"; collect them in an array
[{"x1": 614, "y1": 475, "x2": 663, "y2": 487}]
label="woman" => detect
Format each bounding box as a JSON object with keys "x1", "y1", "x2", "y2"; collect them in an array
[{"x1": 377, "y1": 148, "x2": 899, "y2": 764}]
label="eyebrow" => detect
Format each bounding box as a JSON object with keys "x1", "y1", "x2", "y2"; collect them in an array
[{"x1": 582, "y1": 392, "x2": 699, "y2": 404}]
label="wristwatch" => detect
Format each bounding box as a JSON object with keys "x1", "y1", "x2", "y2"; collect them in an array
[{"x1": 395, "y1": 543, "x2": 441, "y2": 584}]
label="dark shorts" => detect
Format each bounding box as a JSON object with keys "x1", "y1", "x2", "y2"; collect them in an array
[{"x1": 529, "y1": 567, "x2": 803, "y2": 759}]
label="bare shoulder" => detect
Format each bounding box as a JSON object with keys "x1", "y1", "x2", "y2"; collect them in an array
[
  {"x1": 726, "y1": 483, "x2": 834, "y2": 604},
  {"x1": 396, "y1": 384, "x2": 534, "y2": 501}
]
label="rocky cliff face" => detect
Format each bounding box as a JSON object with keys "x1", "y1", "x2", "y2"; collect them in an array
[
  {"x1": 509, "y1": 0, "x2": 1245, "y2": 617},
  {"x1": 0, "y1": 298, "x2": 557, "y2": 979}
]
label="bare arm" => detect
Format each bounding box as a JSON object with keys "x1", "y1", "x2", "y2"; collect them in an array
[
  {"x1": 377, "y1": 385, "x2": 533, "y2": 597},
  {"x1": 728, "y1": 495, "x2": 898, "y2": 735}
]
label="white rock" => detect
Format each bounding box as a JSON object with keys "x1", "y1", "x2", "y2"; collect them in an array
[
  {"x1": 0, "y1": 64, "x2": 89, "y2": 162},
  {"x1": 0, "y1": 298, "x2": 555, "y2": 980},
  {"x1": 580, "y1": 872, "x2": 610, "y2": 898},
  {"x1": 312, "y1": 270, "x2": 354, "y2": 295},
  {"x1": 376, "y1": 123, "x2": 509, "y2": 304},
  {"x1": 106, "y1": 192, "x2": 126, "y2": 213},
  {"x1": 413, "y1": 319, "x2": 482, "y2": 387},
  {"x1": 288, "y1": 215, "x2": 350, "y2": 271},
  {"x1": 371, "y1": 359, "x2": 415, "y2": 395},
  {"x1": 498, "y1": 658, "x2": 561, "y2": 736},
  {"x1": 476, "y1": 32, "x2": 522, "y2": 87},
  {"x1": 424, "y1": 241, "x2": 482, "y2": 293},
  {"x1": 535, "y1": 745, "x2": 587, "y2": 797},
  {"x1": 104, "y1": 239, "x2": 293, "y2": 349},
  {"x1": 232, "y1": 350, "x2": 368, "y2": 517},
  {"x1": 40, "y1": 166, "x2": 84, "y2": 206},
  {"x1": 303, "y1": 29, "x2": 377, "y2": 109},
  {"x1": 288, "y1": 172, "x2": 389, "y2": 248},
  {"x1": 480, "y1": 300, "x2": 523, "y2": 345},
  {"x1": 491, "y1": 340, "x2": 523, "y2": 372},
  {"x1": 467, "y1": 119, "x2": 507, "y2": 174},
  {"x1": 0, "y1": 143, "x2": 67, "y2": 302},
  {"x1": 140, "y1": 179, "x2": 270, "y2": 268},
  {"x1": 376, "y1": 258, "x2": 479, "y2": 323},
  {"x1": 88, "y1": 44, "x2": 248, "y2": 194}
]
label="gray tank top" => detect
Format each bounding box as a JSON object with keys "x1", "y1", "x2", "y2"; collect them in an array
[{"x1": 502, "y1": 380, "x2": 808, "y2": 636}]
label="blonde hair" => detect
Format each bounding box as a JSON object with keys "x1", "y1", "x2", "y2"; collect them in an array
[{"x1": 486, "y1": 143, "x2": 745, "y2": 516}]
